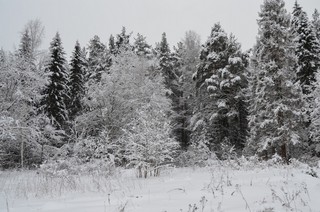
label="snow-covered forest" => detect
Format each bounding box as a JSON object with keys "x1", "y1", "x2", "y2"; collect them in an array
[{"x1": 1, "y1": 0, "x2": 320, "y2": 211}]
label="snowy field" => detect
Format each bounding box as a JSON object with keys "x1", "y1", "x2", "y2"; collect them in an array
[{"x1": 1, "y1": 161, "x2": 320, "y2": 212}]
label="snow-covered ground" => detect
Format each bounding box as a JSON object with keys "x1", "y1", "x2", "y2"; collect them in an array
[{"x1": 1, "y1": 161, "x2": 320, "y2": 212}]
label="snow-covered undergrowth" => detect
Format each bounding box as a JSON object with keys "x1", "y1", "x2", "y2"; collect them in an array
[{"x1": 1, "y1": 160, "x2": 320, "y2": 212}]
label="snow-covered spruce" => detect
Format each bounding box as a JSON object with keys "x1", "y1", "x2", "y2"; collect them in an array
[
  {"x1": 192, "y1": 23, "x2": 248, "y2": 157},
  {"x1": 247, "y1": 0, "x2": 306, "y2": 162}
]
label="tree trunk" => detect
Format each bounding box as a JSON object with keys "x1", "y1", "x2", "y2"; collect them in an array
[
  {"x1": 20, "y1": 130, "x2": 24, "y2": 168},
  {"x1": 281, "y1": 144, "x2": 288, "y2": 164},
  {"x1": 40, "y1": 144, "x2": 44, "y2": 163}
]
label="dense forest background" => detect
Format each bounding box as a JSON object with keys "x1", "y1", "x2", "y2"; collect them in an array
[{"x1": 1, "y1": 0, "x2": 320, "y2": 173}]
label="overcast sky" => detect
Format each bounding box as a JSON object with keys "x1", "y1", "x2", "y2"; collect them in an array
[{"x1": 1, "y1": 0, "x2": 320, "y2": 57}]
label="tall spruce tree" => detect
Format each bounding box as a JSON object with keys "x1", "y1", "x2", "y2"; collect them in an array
[
  {"x1": 158, "y1": 33, "x2": 186, "y2": 148},
  {"x1": 192, "y1": 23, "x2": 248, "y2": 156},
  {"x1": 158, "y1": 33, "x2": 177, "y2": 87},
  {"x1": 87, "y1": 35, "x2": 106, "y2": 81},
  {"x1": 171, "y1": 42, "x2": 192, "y2": 149},
  {"x1": 292, "y1": 1, "x2": 320, "y2": 96},
  {"x1": 42, "y1": 32, "x2": 69, "y2": 129},
  {"x1": 68, "y1": 41, "x2": 87, "y2": 120},
  {"x1": 247, "y1": 0, "x2": 305, "y2": 162}
]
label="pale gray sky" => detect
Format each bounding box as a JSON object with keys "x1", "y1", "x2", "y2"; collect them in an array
[{"x1": 1, "y1": 0, "x2": 320, "y2": 56}]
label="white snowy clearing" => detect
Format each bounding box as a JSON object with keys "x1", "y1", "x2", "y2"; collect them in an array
[{"x1": 1, "y1": 160, "x2": 320, "y2": 212}]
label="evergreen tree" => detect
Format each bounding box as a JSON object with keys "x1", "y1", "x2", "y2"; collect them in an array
[
  {"x1": 0, "y1": 48, "x2": 5, "y2": 64},
  {"x1": 312, "y1": 9, "x2": 320, "y2": 41},
  {"x1": 154, "y1": 32, "x2": 201, "y2": 150},
  {"x1": 109, "y1": 34, "x2": 116, "y2": 55},
  {"x1": 18, "y1": 29, "x2": 33, "y2": 63},
  {"x1": 158, "y1": 33, "x2": 177, "y2": 87},
  {"x1": 133, "y1": 33, "x2": 151, "y2": 57},
  {"x1": 247, "y1": 0, "x2": 305, "y2": 162},
  {"x1": 68, "y1": 41, "x2": 87, "y2": 119},
  {"x1": 193, "y1": 23, "x2": 248, "y2": 155},
  {"x1": 171, "y1": 42, "x2": 191, "y2": 149},
  {"x1": 309, "y1": 72, "x2": 320, "y2": 157},
  {"x1": 115, "y1": 27, "x2": 131, "y2": 53},
  {"x1": 291, "y1": 1, "x2": 320, "y2": 95},
  {"x1": 177, "y1": 31, "x2": 201, "y2": 150},
  {"x1": 87, "y1": 35, "x2": 106, "y2": 81},
  {"x1": 81, "y1": 46, "x2": 88, "y2": 63},
  {"x1": 158, "y1": 33, "x2": 187, "y2": 148},
  {"x1": 42, "y1": 32, "x2": 69, "y2": 129}
]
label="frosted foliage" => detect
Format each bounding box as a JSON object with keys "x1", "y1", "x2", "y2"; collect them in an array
[
  {"x1": 133, "y1": 33, "x2": 151, "y2": 57},
  {"x1": 42, "y1": 32, "x2": 69, "y2": 127},
  {"x1": 312, "y1": 9, "x2": 320, "y2": 41},
  {"x1": 87, "y1": 35, "x2": 107, "y2": 81},
  {"x1": 73, "y1": 132, "x2": 112, "y2": 162},
  {"x1": 176, "y1": 139, "x2": 213, "y2": 167},
  {"x1": 78, "y1": 50, "x2": 176, "y2": 172},
  {"x1": 309, "y1": 72, "x2": 320, "y2": 156},
  {"x1": 80, "y1": 51, "x2": 167, "y2": 136},
  {"x1": 0, "y1": 116, "x2": 16, "y2": 141},
  {"x1": 0, "y1": 50, "x2": 47, "y2": 166},
  {"x1": 68, "y1": 41, "x2": 87, "y2": 119},
  {"x1": 248, "y1": 0, "x2": 305, "y2": 160},
  {"x1": 198, "y1": 24, "x2": 246, "y2": 105},
  {"x1": 193, "y1": 22, "x2": 248, "y2": 153},
  {"x1": 121, "y1": 107, "x2": 178, "y2": 172},
  {"x1": 291, "y1": 2, "x2": 320, "y2": 96}
]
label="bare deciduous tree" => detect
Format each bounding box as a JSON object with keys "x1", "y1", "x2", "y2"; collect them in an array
[{"x1": 22, "y1": 19, "x2": 45, "y2": 57}]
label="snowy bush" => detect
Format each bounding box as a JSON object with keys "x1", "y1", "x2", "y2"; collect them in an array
[
  {"x1": 0, "y1": 48, "x2": 52, "y2": 169},
  {"x1": 40, "y1": 157, "x2": 116, "y2": 177},
  {"x1": 73, "y1": 133, "x2": 112, "y2": 162},
  {"x1": 40, "y1": 158, "x2": 81, "y2": 177},
  {"x1": 121, "y1": 108, "x2": 179, "y2": 178},
  {"x1": 76, "y1": 50, "x2": 178, "y2": 177},
  {"x1": 40, "y1": 134, "x2": 118, "y2": 177},
  {"x1": 176, "y1": 140, "x2": 215, "y2": 167},
  {"x1": 0, "y1": 114, "x2": 44, "y2": 168}
]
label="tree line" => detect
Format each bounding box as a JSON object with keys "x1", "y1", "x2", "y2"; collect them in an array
[{"x1": 1, "y1": 0, "x2": 320, "y2": 170}]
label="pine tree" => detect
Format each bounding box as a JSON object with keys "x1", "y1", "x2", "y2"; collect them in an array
[
  {"x1": 133, "y1": 33, "x2": 151, "y2": 57},
  {"x1": 312, "y1": 9, "x2": 320, "y2": 41},
  {"x1": 42, "y1": 32, "x2": 69, "y2": 129},
  {"x1": 193, "y1": 23, "x2": 248, "y2": 155},
  {"x1": 87, "y1": 35, "x2": 106, "y2": 81},
  {"x1": 68, "y1": 41, "x2": 87, "y2": 120},
  {"x1": 247, "y1": 0, "x2": 305, "y2": 162},
  {"x1": 292, "y1": 1, "x2": 320, "y2": 95}
]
